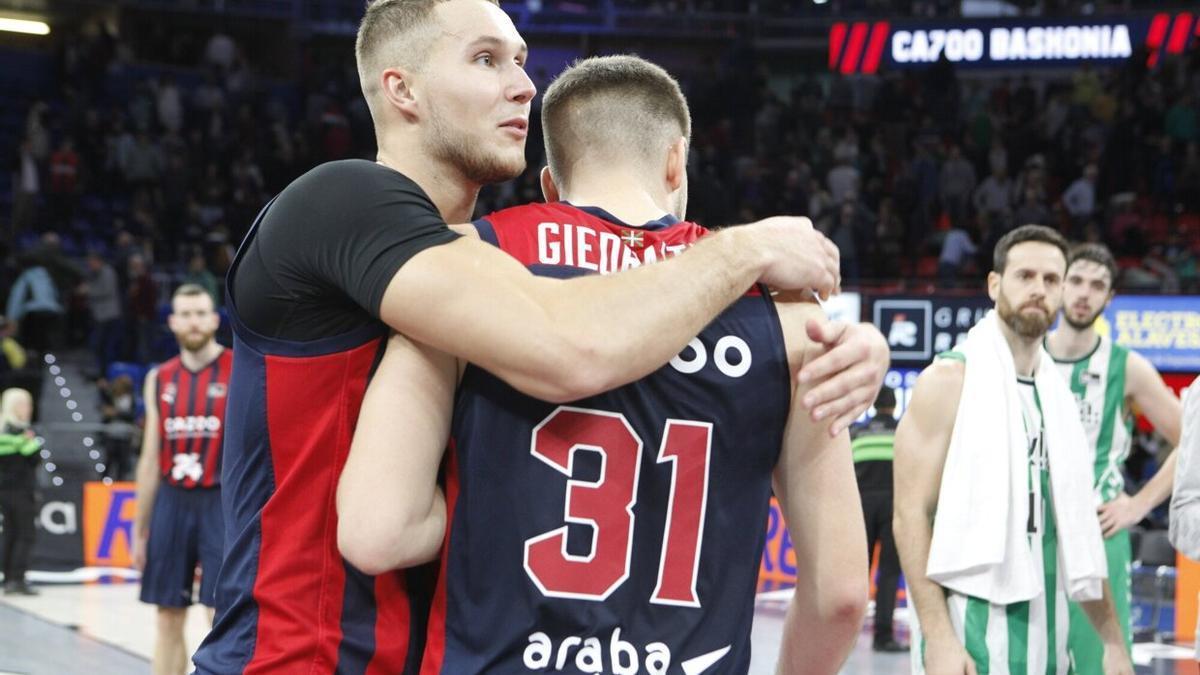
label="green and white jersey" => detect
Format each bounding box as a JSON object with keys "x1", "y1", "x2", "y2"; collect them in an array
[
  {"x1": 912, "y1": 367, "x2": 1071, "y2": 675},
  {"x1": 1051, "y1": 336, "x2": 1133, "y2": 503}
]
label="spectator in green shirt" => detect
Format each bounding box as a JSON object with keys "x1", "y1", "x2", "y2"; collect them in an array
[{"x1": 0, "y1": 387, "x2": 42, "y2": 595}]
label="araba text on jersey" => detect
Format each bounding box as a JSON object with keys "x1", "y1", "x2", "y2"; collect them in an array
[{"x1": 523, "y1": 628, "x2": 671, "y2": 674}]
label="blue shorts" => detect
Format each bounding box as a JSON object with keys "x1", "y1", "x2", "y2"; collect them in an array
[{"x1": 139, "y1": 483, "x2": 224, "y2": 608}]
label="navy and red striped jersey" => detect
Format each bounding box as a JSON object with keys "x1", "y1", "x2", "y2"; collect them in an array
[
  {"x1": 193, "y1": 162, "x2": 451, "y2": 675},
  {"x1": 421, "y1": 203, "x2": 792, "y2": 674},
  {"x1": 154, "y1": 349, "x2": 233, "y2": 489}
]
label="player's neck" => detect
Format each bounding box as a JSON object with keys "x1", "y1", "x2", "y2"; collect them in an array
[
  {"x1": 998, "y1": 320, "x2": 1043, "y2": 378},
  {"x1": 560, "y1": 174, "x2": 673, "y2": 227},
  {"x1": 1046, "y1": 323, "x2": 1098, "y2": 361},
  {"x1": 376, "y1": 150, "x2": 479, "y2": 224},
  {"x1": 180, "y1": 341, "x2": 223, "y2": 371}
]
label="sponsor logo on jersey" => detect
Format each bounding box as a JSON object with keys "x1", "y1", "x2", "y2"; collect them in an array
[
  {"x1": 521, "y1": 629, "x2": 731, "y2": 675},
  {"x1": 161, "y1": 382, "x2": 177, "y2": 405},
  {"x1": 164, "y1": 415, "x2": 222, "y2": 436},
  {"x1": 207, "y1": 382, "x2": 227, "y2": 398},
  {"x1": 172, "y1": 452, "x2": 204, "y2": 482}
]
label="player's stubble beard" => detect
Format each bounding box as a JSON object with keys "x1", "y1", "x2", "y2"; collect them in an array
[
  {"x1": 179, "y1": 329, "x2": 216, "y2": 354},
  {"x1": 1063, "y1": 302, "x2": 1104, "y2": 331},
  {"x1": 424, "y1": 101, "x2": 526, "y2": 186},
  {"x1": 997, "y1": 288, "x2": 1055, "y2": 339}
]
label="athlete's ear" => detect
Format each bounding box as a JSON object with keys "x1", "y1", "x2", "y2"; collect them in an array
[
  {"x1": 540, "y1": 166, "x2": 560, "y2": 203},
  {"x1": 380, "y1": 67, "x2": 420, "y2": 122},
  {"x1": 987, "y1": 271, "x2": 1000, "y2": 301},
  {"x1": 665, "y1": 137, "x2": 687, "y2": 193}
]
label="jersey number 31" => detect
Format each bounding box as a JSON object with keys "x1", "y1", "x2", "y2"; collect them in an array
[{"x1": 523, "y1": 406, "x2": 712, "y2": 608}]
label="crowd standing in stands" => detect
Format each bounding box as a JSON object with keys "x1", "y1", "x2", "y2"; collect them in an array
[{"x1": 0, "y1": 5, "x2": 1194, "y2": 505}]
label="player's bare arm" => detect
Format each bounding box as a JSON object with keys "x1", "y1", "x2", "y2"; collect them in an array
[
  {"x1": 771, "y1": 299, "x2": 868, "y2": 675},
  {"x1": 382, "y1": 216, "x2": 839, "y2": 404},
  {"x1": 1098, "y1": 351, "x2": 1183, "y2": 537},
  {"x1": 132, "y1": 368, "x2": 161, "y2": 573},
  {"x1": 444, "y1": 229, "x2": 884, "y2": 434},
  {"x1": 1078, "y1": 585, "x2": 1135, "y2": 675},
  {"x1": 893, "y1": 360, "x2": 977, "y2": 675},
  {"x1": 337, "y1": 332, "x2": 456, "y2": 574}
]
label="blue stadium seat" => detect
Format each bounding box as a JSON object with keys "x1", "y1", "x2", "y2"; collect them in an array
[{"x1": 106, "y1": 361, "x2": 149, "y2": 389}]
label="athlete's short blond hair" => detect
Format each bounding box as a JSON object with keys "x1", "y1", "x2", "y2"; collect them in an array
[{"x1": 541, "y1": 55, "x2": 691, "y2": 190}]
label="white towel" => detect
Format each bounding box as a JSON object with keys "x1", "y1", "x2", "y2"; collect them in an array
[
  {"x1": 1169, "y1": 377, "x2": 1200, "y2": 560},
  {"x1": 927, "y1": 310, "x2": 1107, "y2": 605}
]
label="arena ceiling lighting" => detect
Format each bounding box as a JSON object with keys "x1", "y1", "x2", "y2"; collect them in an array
[{"x1": 0, "y1": 17, "x2": 50, "y2": 35}]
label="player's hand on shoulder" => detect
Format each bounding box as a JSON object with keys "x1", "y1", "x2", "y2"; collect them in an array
[
  {"x1": 741, "y1": 216, "x2": 840, "y2": 299},
  {"x1": 794, "y1": 319, "x2": 889, "y2": 437}
]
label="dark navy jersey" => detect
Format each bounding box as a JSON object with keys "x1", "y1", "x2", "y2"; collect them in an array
[
  {"x1": 194, "y1": 162, "x2": 453, "y2": 674},
  {"x1": 422, "y1": 203, "x2": 792, "y2": 675},
  {"x1": 154, "y1": 349, "x2": 233, "y2": 489}
]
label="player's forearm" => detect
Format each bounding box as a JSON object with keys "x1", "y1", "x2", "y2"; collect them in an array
[
  {"x1": 532, "y1": 226, "x2": 769, "y2": 398},
  {"x1": 776, "y1": 590, "x2": 863, "y2": 675},
  {"x1": 777, "y1": 515, "x2": 866, "y2": 674},
  {"x1": 1080, "y1": 583, "x2": 1128, "y2": 648},
  {"x1": 894, "y1": 506, "x2": 957, "y2": 645},
  {"x1": 774, "y1": 409, "x2": 866, "y2": 674},
  {"x1": 133, "y1": 451, "x2": 160, "y2": 536},
  {"x1": 337, "y1": 486, "x2": 446, "y2": 574},
  {"x1": 383, "y1": 230, "x2": 771, "y2": 403},
  {"x1": 1133, "y1": 450, "x2": 1177, "y2": 514}
]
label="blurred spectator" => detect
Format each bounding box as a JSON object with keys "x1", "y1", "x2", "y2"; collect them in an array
[
  {"x1": 939, "y1": 144, "x2": 977, "y2": 226},
  {"x1": 6, "y1": 259, "x2": 62, "y2": 354},
  {"x1": 98, "y1": 374, "x2": 138, "y2": 481},
  {"x1": 1165, "y1": 92, "x2": 1197, "y2": 144},
  {"x1": 182, "y1": 252, "x2": 219, "y2": 305},
  {"x1": 828, "y1": 201, "x2": 866, "y2": 282},
  {"x1": 125, "y1": 132, "x2": 164, "y2": 193},
  {"x1": 0, "y1": 317, "x2": 27, "y2": 373},
  {"x1": 81, "y1": 251, "x2": 122, "y2": 379},
  {"x1": 973, "y1": 166, "x2": 1014, "y2": 217},
  {"x1": 1165, "y1": 232, "x2": 1198, "y2": 292},
  {"x1": 937, "y1": 224, "x2": 978, "y2": 283},
  {"x1": 827, "y1": 157, "x2": 860, "y2": 205},
  {"x1": 0, "y1": 388, "x2": 43, "y2": 596},
  {"x1": 1013, "y1": 185, "x2": 1051, "y2": 228},
  {"x1": 1061, "y1": 163, "x2": 1098, "y2": 234},
  {"x1": 204, "y1": 30, "x2": 237, "y2": 74},
  {"x1": 126, "y1": 254, "x2": 157, "y2": 364},
  {"x1": 10, "y1": 139, "x2": 41, "y2": 240},
  {"x1": 48, "y1": 137, "x2": 81, "y2": 229},
  {"x1": 870, "y1": 197, "x2": 904, "y2": 279},
  {"x1": 24, "y1": 102, "x2": 50, "y2": 163},
  {"x1": 155, "y1": 76, "x2": 184, "y2": 134}
]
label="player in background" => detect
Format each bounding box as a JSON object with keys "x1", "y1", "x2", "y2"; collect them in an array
[
  {"x1": 895, "y1": 226, "x2": 1133, "y2": 675},
  {"x1": 133, "y1": 284, "x2": 231, "y2": 675},
  {"x1": 339, "y1": 54, "x2": 885, "y2": 674},
  {"x1": 1043, "y1": 243, "x2": 1181, "y2": 671}
]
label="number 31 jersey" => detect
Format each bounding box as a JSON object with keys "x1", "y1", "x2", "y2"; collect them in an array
[{"x1": 420, "y1": 203, "x2": 792, "y2": 675}]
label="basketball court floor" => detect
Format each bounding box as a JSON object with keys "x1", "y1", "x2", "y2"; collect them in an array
[{"x1": 0, "y1": 582, "x2": 1194, "y2": 674}]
